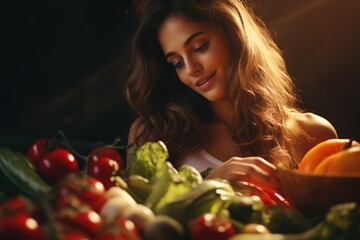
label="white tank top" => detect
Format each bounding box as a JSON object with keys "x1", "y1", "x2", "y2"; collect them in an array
[{"x1": 176, "y1": 149, "x2": 223, "y2": 172}]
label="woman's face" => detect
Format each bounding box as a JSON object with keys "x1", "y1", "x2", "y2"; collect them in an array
[{"x1": 158, "y1": 14, "x2": 230, "y2": 102}]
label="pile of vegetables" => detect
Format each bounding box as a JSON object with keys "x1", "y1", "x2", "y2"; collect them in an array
[{"x1": 0, "y1": 133, "x2": 359, "y2": 239}]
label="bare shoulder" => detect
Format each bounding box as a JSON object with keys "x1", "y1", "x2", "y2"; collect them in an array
[
  {"x1": 293, "y1": 112, "x2": 338, "y2": 140},
  {"x1": 288, "y1": 111, "x2": 338, "y2": 163}
]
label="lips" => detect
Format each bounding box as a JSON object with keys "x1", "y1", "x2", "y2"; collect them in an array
[{"x1": 195, "y1": 71, "x2": 216, "y2": 90}]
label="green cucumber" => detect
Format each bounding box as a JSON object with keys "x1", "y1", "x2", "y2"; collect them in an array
[{"x1": 0, "y1": 147, "x2": 52, "y2": 200}]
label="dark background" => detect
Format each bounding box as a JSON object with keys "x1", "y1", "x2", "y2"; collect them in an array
[{"x1": 2, "y1": 0, "x2": 360, "y2": 146}]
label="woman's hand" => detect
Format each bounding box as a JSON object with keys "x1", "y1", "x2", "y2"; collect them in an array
[{"x1": 205, "y1": 156, "x2": 280, "y2": 191}]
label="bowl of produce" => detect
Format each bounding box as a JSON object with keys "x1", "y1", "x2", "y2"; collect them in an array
[
  {"x1": 278, "y1": 138, "x2": 360, "y2": 216},
  {"x1": 278, "y1": 168, "x2": 360, "y2": 216}
]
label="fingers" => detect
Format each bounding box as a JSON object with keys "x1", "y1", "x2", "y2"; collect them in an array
[
  {"x1": 206, "y1": 156, "x2": 280, "y2": 191},
  {"x1": 229, "y1": 156, "x2": 277, "y2": 176}
]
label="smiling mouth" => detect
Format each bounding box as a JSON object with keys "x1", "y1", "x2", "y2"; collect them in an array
[{"x1": 195, "y1": 71, "x2": 216, "y2": 87}]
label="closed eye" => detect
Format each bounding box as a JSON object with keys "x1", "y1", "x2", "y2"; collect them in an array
[
  {"x1": 195, "y1": 41, "x2": 209, "y2": 53},
  {"x1": 174, "y1": 60, "x2": 184, "y2": 69}
]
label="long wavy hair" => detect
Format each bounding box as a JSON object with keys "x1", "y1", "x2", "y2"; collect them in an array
[{"x1": 125, "y1": 0, "x2": 302, "y2": 168}]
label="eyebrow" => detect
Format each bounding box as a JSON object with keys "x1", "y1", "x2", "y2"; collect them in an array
[{"x1": 164, "y1": 31, "x2": 205, "y2": 59}]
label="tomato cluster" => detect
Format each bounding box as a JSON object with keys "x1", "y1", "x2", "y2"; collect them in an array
[
  {"x1": 0, "y1": 176, "x2": 141, "y2": 239},
  {"x1": 1, "y1": 137, "x2": 298, "y2": 239},
  {"x1": 27, "y1": 139, "x2": 78, "y2": 185},
  {"x1": 0, "y1": 136, "x2": 130, "y2": 238},
  {"x1": 190, "y1": 213, "x2": 235, "y2": 240},
  {"x1": 88, "y1": 147, "x2": 125, "y2": 189},
  {"x1": 27, "y1": 138, "x2": 125, "y2": 189},
  {"x1": 0, "y1": 196, "x2": 44, "y2": 239}
]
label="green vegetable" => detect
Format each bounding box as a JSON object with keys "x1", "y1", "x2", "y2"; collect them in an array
[
  {"x1": 127, "y1": 141, "x2": 169, "y2": 180},
  {"x1": 126, "y1": 142, "x2": 203, "y2": 210},
  {"x1": 306, "y1": 202, "x2": 360, "y2": 240},
  {"x1": 156, "y1": 179, "x2": 235, "y2": 223},
  {"x1": 178, "y1": 164, "x2": 203, "y2": 187},
  {"x1": 143, "y1": 215, "x2": 185, "y2": 240},
  {"x1": 228, "y1": 195, "x2": 263, "y2": 223},
  {"x1": 146, "y1": 162, "x2": 201, "y2": 211},
  {"x1": 126, "y1": 174, "x2": 153, "y2": 203},
  {"x1": 0, "y1": 191, "x2": 7, "y2": 202},
  {"x1": 125, "y1": 141, "x2": 236, "y2": 223},
  {"x1": 258, "y1": 204, "x2": 313, "y2": 234},
  {"x1": 201, "y1": 167, "x2": 214, "y2": 178},
  {"x1": 0, "y1": 147, "x2": 52, "y2": 200}
]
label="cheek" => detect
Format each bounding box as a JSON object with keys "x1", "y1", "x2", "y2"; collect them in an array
[
  {"x1": 215, "y1": 49, "x2": 229, "y2": 68},
  {"x1": 211, "y1": 39, "x2": 230, "y2": 67},
  {"x1": 177, "y1": 72, "x2": 192, "y2": 86}
]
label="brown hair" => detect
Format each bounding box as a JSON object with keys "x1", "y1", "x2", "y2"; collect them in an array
[{"x1": 125, "y1": 0, "x2": 301, "y2": 168}]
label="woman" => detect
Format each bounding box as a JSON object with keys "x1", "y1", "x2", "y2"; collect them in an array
[{"x1": 124, "y1": 0, "x2": 337, "y2": 190}]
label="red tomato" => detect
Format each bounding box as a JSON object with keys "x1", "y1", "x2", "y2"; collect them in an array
[
  {"x1": 115, "y1": 217, "x2": 141, "y2": 239},
  {"x1": 98, "y1": 217, "x2": 141, "y2": 240},
  {"x1": 58, "y1": 208, "x2": 103, "y2": 238},
  {"x1": 27, "y1": 138, "x2": 62, "y2": 167},
  {"x1": 37, "y1": 149, "x2": 78, "y2": 185},
  {"x1": 0, "y1": 212, "x2": 45, "y2": 239},
  {"x1": 57, "y1": 195, "x2": 82, "y2": 213},
  {"x1": 88, "y1": 157, "x2": 120, "y2": 189},
  {"x1": 52, "y1": 223, "x2": 91, "y2": 240},
  {"x1": 57, "y1": 174, "x2": 107, "y2": 212},
  {"x1": 0, "y1": 196, "x2": 33, "y2": 217},
  {"x1": 89, "y1": 147, "x2": 124, "y2": 170},
  {"x1": 190, "y1": 213, "x2": 235, "y2": 240},
  {"x1": 61, "y1": 231, "x2": 90, "y2": 240}
]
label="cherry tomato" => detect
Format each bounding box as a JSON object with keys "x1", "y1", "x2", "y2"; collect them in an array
[
  {"x1": 89, "y1": 147, "x2": 124, "y2": 170},
  {"x1": 57, "y1": 174, "x2": 107, "y2": 212},
  {"x1": 98, "y1": 217, "x2": 141, "y2": 240},
  {"x1": 116, "y1": 217, "x2": 141, "y2": 239},
  {"x1": 61, "y1": 230, "x2": 90, "y2": 240},
  {"x1": 27, "y1": 138, "x2": 62, "y2": 167},
  {"x1": 0, "y1": 212, "x2": 45, "y2": 239},
  {"x1": 88, "y1": 157, "x2": 120, "y2": 189},
  {"x1": 0, "y1": 196, "x2": 34, "y2": 217},
  {"x1": 58, "y1": 208, "x2": 103, "y2": 238},
  {"x1": 57, "y1": 193, "x2": 84, "y2": 211},
  {"x1": 43, "y1": 223, "x2": 90, "y2": 240},
  {"x1": 37, "y1": 149, "x2": 78, "y2": 185},
  {"x1": 190, "y1": 213, "x2": 235, "y2": 240}
]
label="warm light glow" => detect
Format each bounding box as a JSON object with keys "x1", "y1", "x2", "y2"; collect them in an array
[
  {"x1": 95, "y1": 181, "x2": 105, "y2": 191},
  {"x1": 125, "y1": 219, "x2": 136, "y2": 230},
  {"x1": 218, "y1": 226, "x2": 226, "y2": 232},
  {"x1": 26, "y1": 218, "x2": 38, "y2": 230},
  {"x1": 255, "y1": 224, "x2": 267, "y2": 233},
  {"x1": 274, "y1": 192, "x2": 285, "y2": 201}
]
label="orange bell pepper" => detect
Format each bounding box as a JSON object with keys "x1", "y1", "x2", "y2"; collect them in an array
[
  {"x1": 314, "y1": 146, "x2": 360, "y2": 176},
  {"x1": 298, "y1": 138, "x2": 360, "y2": 176}
]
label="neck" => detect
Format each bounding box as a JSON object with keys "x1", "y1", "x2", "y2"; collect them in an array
[{"x1": 211, "y1": 96, "x2": 234, "y2": 125}]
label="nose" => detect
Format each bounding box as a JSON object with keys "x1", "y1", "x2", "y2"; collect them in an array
[{"x1": 185, "y1": 58, "x2": 202, "y2": 76}]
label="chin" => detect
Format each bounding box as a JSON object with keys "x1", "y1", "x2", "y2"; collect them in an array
[{"x1": 204, "y1": 91, "x2": 226, "y2": 102}]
